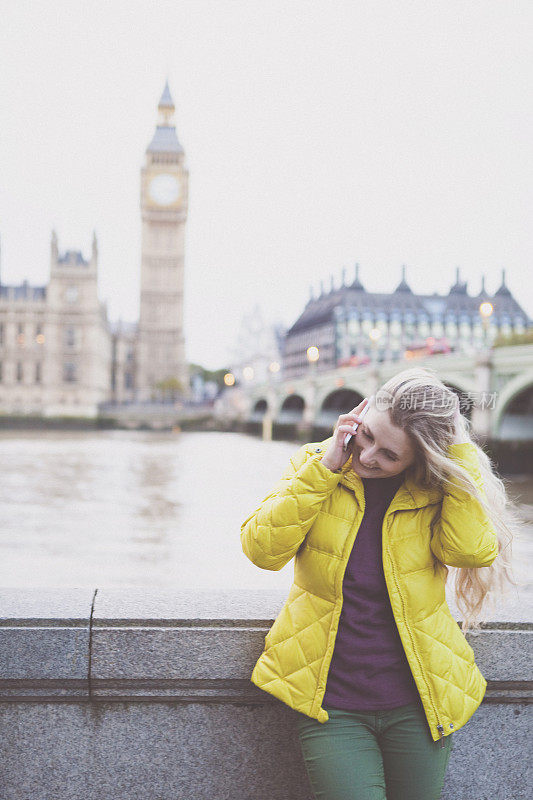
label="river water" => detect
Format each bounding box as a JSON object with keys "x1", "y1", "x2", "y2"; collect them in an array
[{"x1": 0, "y1": 430, "x2": 530, "y2": 617}]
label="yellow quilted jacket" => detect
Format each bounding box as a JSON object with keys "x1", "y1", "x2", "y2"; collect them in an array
[{"x1": 241, "y1": 439, "x2": 499, "y2": 743}]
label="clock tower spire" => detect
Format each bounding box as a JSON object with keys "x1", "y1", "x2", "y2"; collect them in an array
[
  {"x1": 158, "y1": 79, "x2": 175, "y2": 124},
  {"x1": 137, "y1": 82, "x2": 189, "y2": 401}
]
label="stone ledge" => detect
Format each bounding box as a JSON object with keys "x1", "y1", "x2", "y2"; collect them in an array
[
  {"x1": 0, "y1": 588, "x2": 531, "y2": 800},
  {"x1": 0, "y1": 587, "x2": 531, "y2": 704}
]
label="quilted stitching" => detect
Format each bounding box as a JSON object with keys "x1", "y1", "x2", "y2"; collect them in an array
[
  {"x1": 272, "y1": 611, "x2": 332, "y2": 656},
  {"x1": 305, "y1": 544, "x2": 343, "y2": 560},
  {"x1": 242, "y1": 439, "x2": 495, "y2": 742}
]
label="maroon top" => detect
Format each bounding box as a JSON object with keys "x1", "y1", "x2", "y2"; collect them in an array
[{"x1": 322, "y1": 473, "x2": 422, "y2": 711}]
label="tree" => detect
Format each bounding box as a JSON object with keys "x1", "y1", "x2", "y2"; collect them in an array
[
  {"x1": 154, "y1": 377, "x2": 183, "y2": 402},
  {"x1": 494, "y1": 328, "x2": 533, "y2": 348},
  {"x1": 188, "y1": 363, "x2": 230, "y2": 392}
]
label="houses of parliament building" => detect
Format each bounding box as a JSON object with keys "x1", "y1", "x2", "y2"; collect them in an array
[{"x1": 0, "y1": 82, "x2": 189, "y2": 417}]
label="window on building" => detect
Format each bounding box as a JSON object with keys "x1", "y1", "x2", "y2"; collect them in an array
[
  {"x1": 63, "y1": 362, "x2": 77, "y2": 383},
  {"x1": 0, "y1": 323, "x2": 3, "y2": 345},
  {"x1": 16, "y1": 362, "x2": 23, "y2": 382},
  {"x1": 35, "y1": 363, "x2": 41, "y2": 383},
  {"x1": 35, "y1": 323, "x2": 45, "y2": 344},
  {"x1": 65, "y1": 285, "x2": 78, "y2": 304},
  {"x1": 0, "y1": 361, "x2": 2, "y2": 382},
  {"x1": 64, "y1": 327, "x2": 76, "y2": 348},
  {"x1": 125, "y1": 372, "x2": 133, "y2": 389}
]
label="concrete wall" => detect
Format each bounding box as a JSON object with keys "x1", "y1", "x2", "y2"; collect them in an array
[{"x1": 0, "y1": 588, "x2": 530, "y2": 800}]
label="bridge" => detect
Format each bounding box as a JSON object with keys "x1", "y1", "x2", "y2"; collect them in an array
[
  {"x1": 97, "y1": 401, "x2": 216, "y2": 430},
  {"x1": 243, "y1": 344, "x2": 533, "y2": 441}
]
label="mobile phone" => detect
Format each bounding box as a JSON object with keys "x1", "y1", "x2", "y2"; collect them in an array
[{"x1": 342, "y1": 400, "x2": 370, "y2": 452}]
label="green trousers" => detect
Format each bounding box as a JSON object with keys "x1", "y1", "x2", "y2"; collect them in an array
[{"x1": 295, "y1": 702, "x2": 454, "y2": 800}]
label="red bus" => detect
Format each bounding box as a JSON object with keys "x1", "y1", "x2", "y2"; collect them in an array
[{"x1": 404, "y1": 337, "x2": 451, "y2": 359}]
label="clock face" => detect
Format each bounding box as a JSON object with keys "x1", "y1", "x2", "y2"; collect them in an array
[
  {"x1": 65, "y1": 285, "x2": 78, "y2": 304},
  {"x1": 149, "y1": 174, "x2": 181, "y2": 206}
]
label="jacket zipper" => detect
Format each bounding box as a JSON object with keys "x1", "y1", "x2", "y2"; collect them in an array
[
  {"x1": 316, "y1": 482, "x2": 366, "y2": 715},
  {"x1": 383, "y1": 509, "x2": 445, "y2": 744},
  {"x1": 437, "y1": 724, "x2": 445, "y2": 748},
  {"x1": 318, "y1": 484, "x2": 447, "y2": 744}
]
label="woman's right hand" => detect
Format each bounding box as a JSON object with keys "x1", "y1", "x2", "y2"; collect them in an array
[{"x1": 320, "y1": 398, "x2": 369, "y2": 472}]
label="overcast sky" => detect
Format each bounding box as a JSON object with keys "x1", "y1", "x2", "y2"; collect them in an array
[{"x1": 0, "y1": 0, "x2": 531, "y2": 369}]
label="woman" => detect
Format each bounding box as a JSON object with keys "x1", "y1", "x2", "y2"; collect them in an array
[{"x1": 240, "y1": 367, "x2": 515, "y2": 800}]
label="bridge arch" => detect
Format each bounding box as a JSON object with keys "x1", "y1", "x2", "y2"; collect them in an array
[
  {"x1": 278, "y1": 394, "x2": 305, "y2": 422},
  {"x1": 493, "y1": 369, "x2": 533, "y2": 439},
  {"x1": 249, "y1": 397, "x2": 269, "y2": 422},
  {"x1": 319, "y1": 388, "x2": 365, "y2": 427}
]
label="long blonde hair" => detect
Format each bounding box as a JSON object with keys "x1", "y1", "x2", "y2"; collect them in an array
[{"x1": 376, "y1": 367, "x2": 518, "y2": 631}]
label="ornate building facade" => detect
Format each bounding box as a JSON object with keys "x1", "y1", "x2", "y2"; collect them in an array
[
  {"x1": 283, "y1": 265, "x2": 531, "y2": 379},
  {"x1": 0, "y1": 233, "x2": 111, "y2": 416},
  {"x1": 0, "y1": 82, "x2": 189, "y2": 416}
]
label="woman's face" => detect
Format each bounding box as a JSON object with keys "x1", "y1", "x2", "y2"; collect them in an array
[{"x1": 351, "y1": 406, "x2": 415, "y2": 478}]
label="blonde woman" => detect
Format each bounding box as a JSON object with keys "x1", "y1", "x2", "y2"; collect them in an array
[{"x1": 241, "y1": 367, "x2": 515, "y2": 800}]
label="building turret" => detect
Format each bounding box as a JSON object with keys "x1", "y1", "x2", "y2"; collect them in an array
[
  {"x1": 146, "y1": 80, "x2": 184, "y2": 156},
  {"x1": 394, "y1": 265, "x2": 412, "y2": 293},
  {"x1": 478, "y1": 275, "x2": 488, "y2": 298},
  {"x1": 51, "y1": 230, "x2": 58, "y2": 265},
  {"x1": 91, "y1": 230, "x2": 98, "y2": 267},
  {"x1": 494, "y1": 269, "x2": 512, "y2": 298},
  {"x1": 351, "y1": 263, "x2": 365, "y2": 291},
  {"x1": 449, "y1": 266, "x2": 468, "y2": 294},
  {"x1": 158, "y1": 80, "x2": 175, "y2": 124}
]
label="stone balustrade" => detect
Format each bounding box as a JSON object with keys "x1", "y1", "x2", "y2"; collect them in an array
[{"x1": 0, "y1": 588, "x2": 530, "y2": 800}]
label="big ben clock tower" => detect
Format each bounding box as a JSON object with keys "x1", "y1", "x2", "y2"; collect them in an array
[{"x1": 138, "y1": 81, "x2": 189, "y2": 401}]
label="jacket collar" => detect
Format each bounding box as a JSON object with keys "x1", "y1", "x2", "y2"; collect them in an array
[{"x1": 336, "y1": 455, "x2": 442, "y2": 510}]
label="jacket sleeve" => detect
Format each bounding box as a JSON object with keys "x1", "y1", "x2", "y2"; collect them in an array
[
  {"x1": 430, "y1": 442, "x2": 499, "y2": 569},
  {"x1": 240, "y1": 444, "x2": 341, "y2": 570}
]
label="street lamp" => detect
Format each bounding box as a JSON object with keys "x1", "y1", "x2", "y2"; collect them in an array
[
  {"x1": 368, "y1": 327, "x2": 382, "y2": 364},
  {"x1": 475, "y1": 301, "x2": 494, "y2": 438},
  {"x1": 223, "y1": 372, "x2": 235, "y2": 387},
  {"x1": 368, "y1": 328, "x2": 382, "y2": 393},
  {"x1": 263, "y1": 361, "x2": 280, "y2": 441},
  {"x1": 304, "y1": 346, "x2": 320, "y2": 431},
  {"x1": 479, "y1": 302, "x2": 494, "y2": 349},
  {"x1": 243, "y1": 366, "x2": 255, "y2": 382},
  {"x1": 263, "y1": 363, "x2": 280, "y2": 442},
  {"x1": 306, "y1": 345, "x2": 320, "y2": 363}
]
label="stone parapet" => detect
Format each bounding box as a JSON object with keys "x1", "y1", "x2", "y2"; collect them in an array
[{"x1": 0, "y1": 588, "x2": 530, "y2": 799}]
